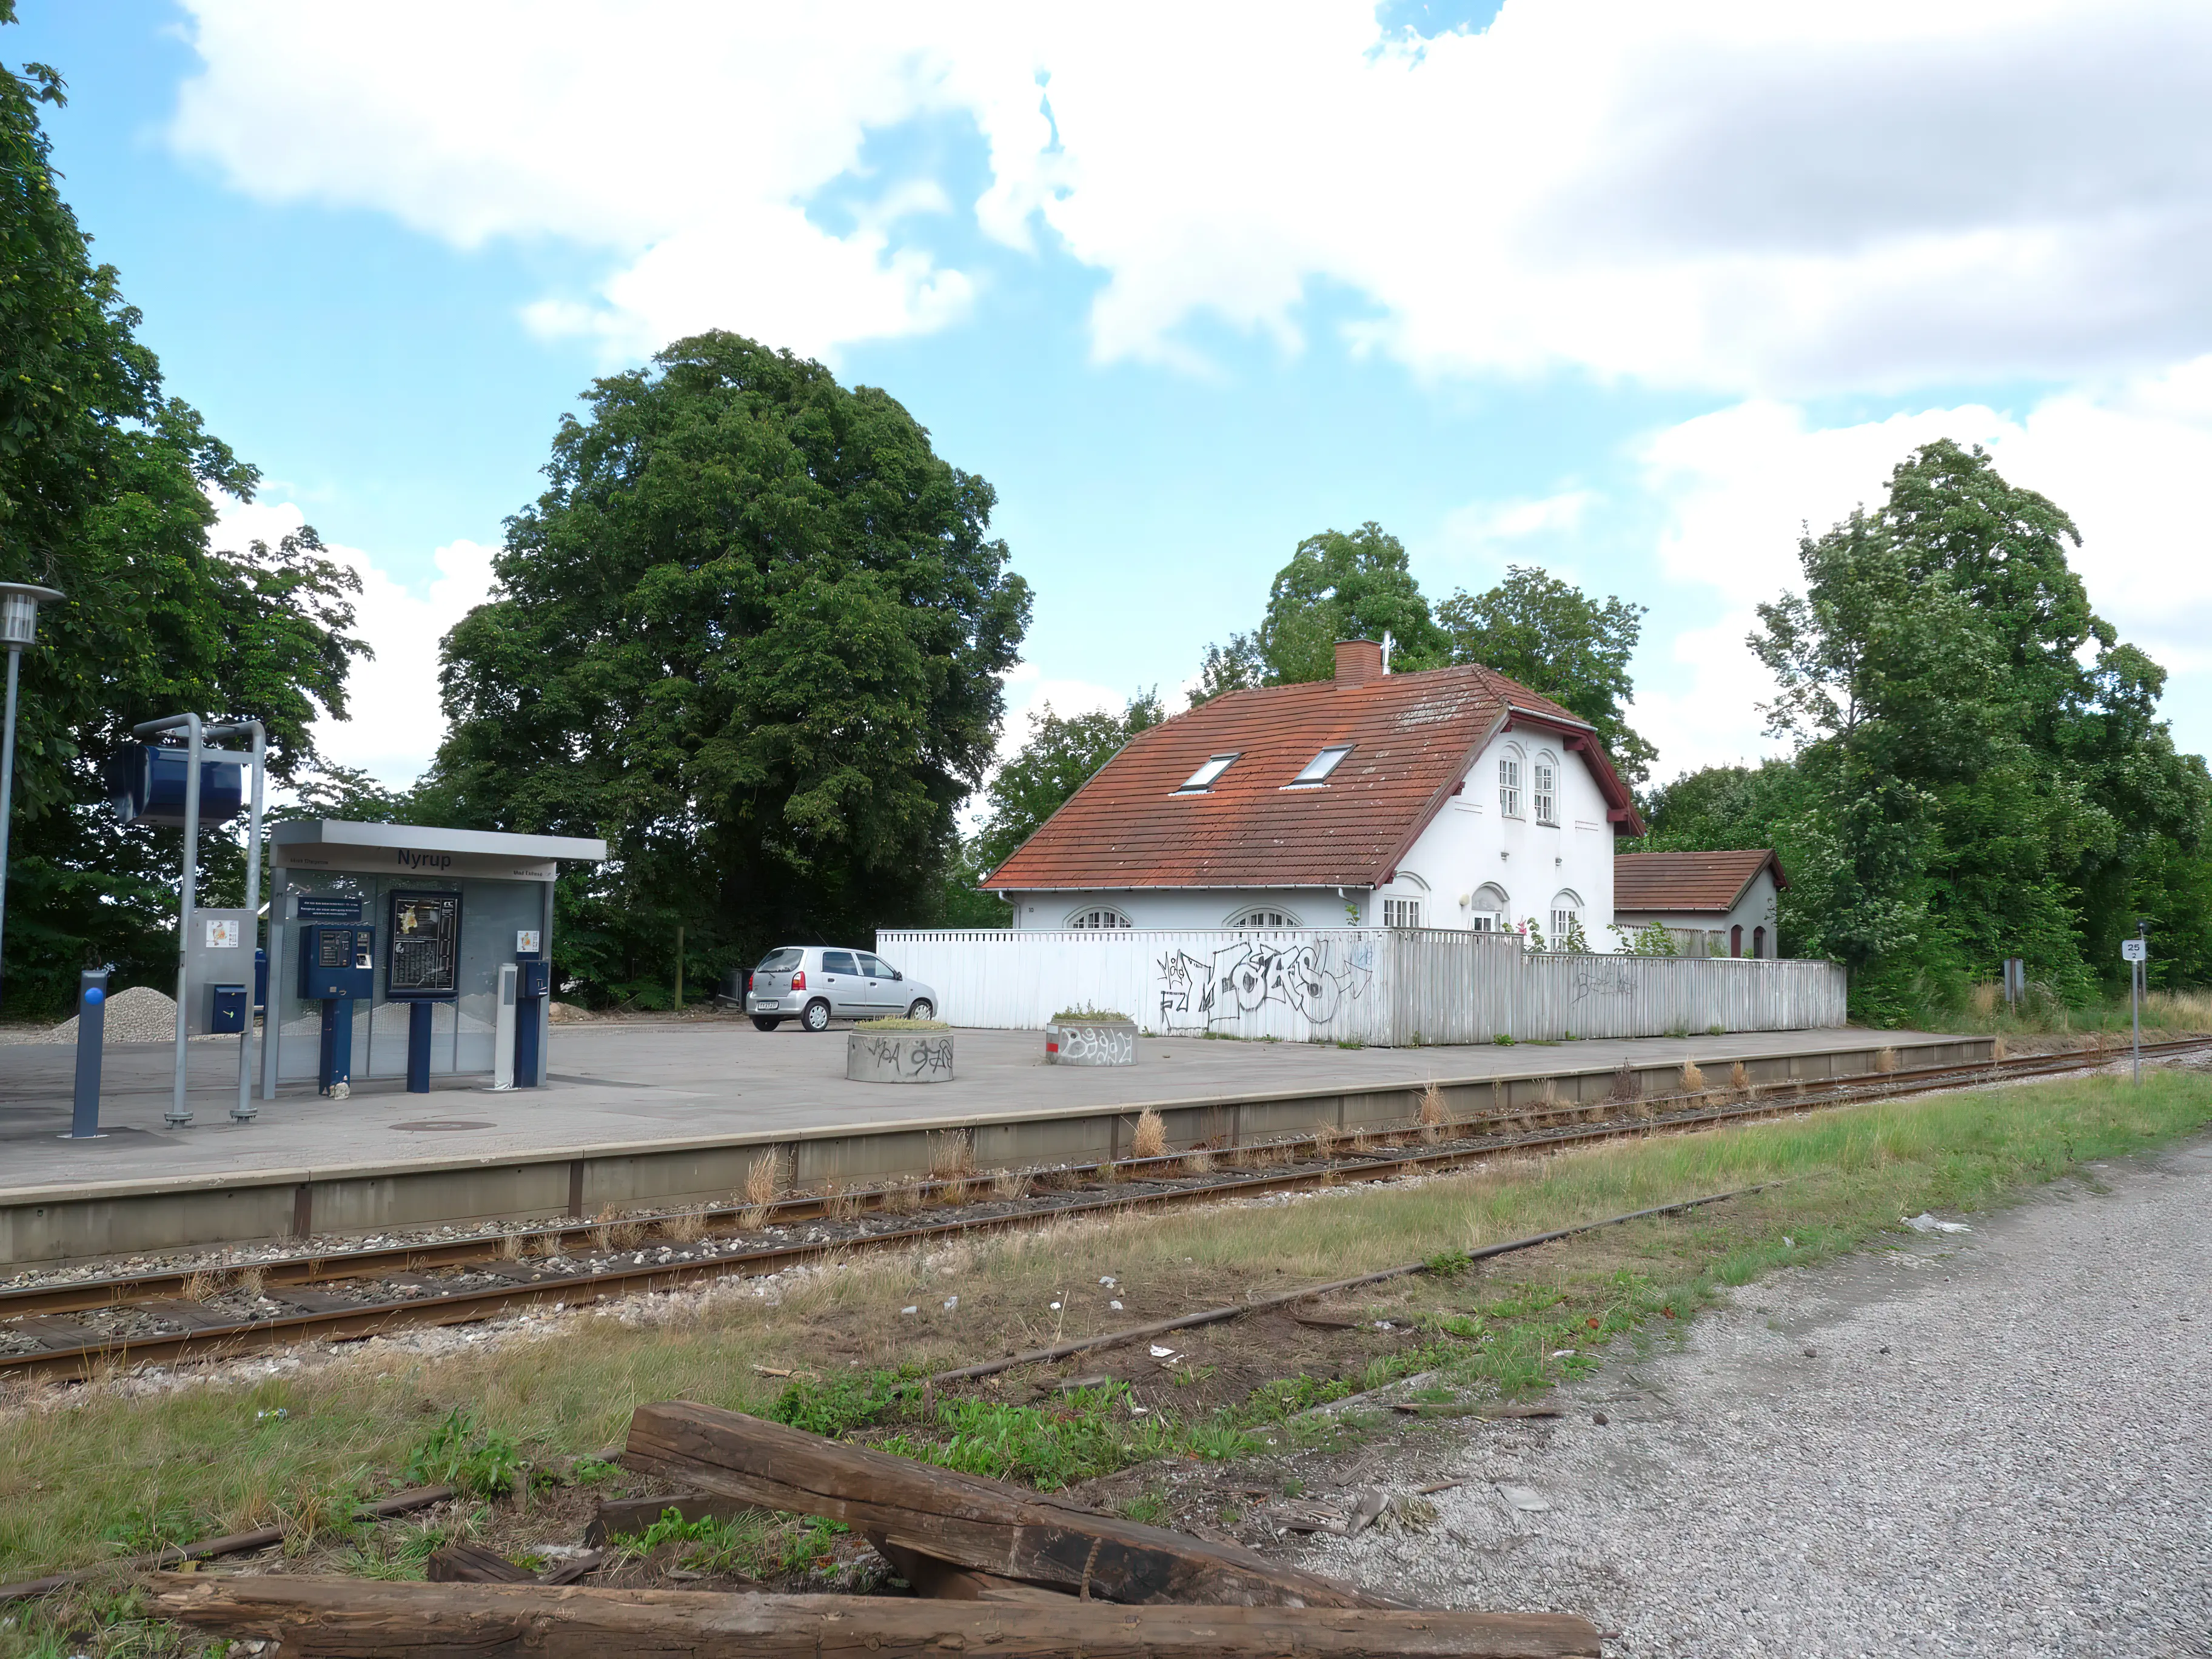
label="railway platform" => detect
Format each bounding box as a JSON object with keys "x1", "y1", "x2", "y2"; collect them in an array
[{"x1": 0, "y1": 1019, "x2": 1986, "y2": 1266}]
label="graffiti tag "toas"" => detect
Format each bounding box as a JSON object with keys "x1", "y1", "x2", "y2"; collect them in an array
[{"x1": 1156, "y1": 938, "x2": 1373, "y2": 1033}]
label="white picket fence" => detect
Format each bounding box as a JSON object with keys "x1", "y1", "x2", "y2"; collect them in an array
[{"x1": 874, "y1": 927, "x2": 1846, "y2": 1047}]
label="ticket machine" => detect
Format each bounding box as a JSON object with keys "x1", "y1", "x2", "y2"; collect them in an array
[
  {"x1": 514, "y1": 928, "x2": 549, "y2": 1089},
  {"x1": 298, "y1": 923, "x2": 375, "y2": 1096}
]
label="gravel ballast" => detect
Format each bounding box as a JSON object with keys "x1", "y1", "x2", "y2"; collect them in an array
[{"x1": 1309, "y1": 1136, "x2": 2212, "y2": 1658}]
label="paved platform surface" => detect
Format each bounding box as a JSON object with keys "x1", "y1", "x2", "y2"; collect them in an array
[{"x1": 0, "y1": 1019, "x2": 1952, "y2": 1194}]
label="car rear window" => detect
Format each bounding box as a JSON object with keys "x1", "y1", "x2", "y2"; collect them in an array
[{"x1": 754, "y1": 948, "x2": 803, "y2": 972}]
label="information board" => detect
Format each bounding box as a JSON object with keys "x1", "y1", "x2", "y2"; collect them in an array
[
  {"x1": 388, "y1": 891, "x2": 463, "y2": 999},
  {"x1": 297, "y1": 893, "x2": 363, "y2": 921}
]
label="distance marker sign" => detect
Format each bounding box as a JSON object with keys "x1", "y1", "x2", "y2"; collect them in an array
[{"x1": 2122, "y1": 939, "x2": 2148, "y2": 963}]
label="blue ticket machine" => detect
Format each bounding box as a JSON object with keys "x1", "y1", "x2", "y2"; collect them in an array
[
  {"x1": 298, "y1": 924, "x2": 375, "y2": 1096},
  {"x1": 515, "y1": 953, "x2": 550, "y2": 1088}
]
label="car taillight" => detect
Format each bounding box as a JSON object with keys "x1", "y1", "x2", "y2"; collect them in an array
[{"x1": 790, "y1": 969, "x2": 806, "y2": 990}]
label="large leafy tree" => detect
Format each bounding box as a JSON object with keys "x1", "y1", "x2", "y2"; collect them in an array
[
  {"x1": 1193, "y1": 522, "x2": 1447, "y2": 701},
  {"x1": 1436, "y1": 565, "x2": 1654, "y2": 782},
  {"x1": 1744, "y1": 440, "x2": 2210, "y2": 1014},
  {"x1": 0, "y1": 24, "x2": 364, "y2": 1013},
  {"x1": 427, "y1": 331, "x2": 1031, "y2": 1004}
]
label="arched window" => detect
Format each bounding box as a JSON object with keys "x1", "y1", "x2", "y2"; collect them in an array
[
  {"x1": 1469, "y1": 883, "x2": 1509, "y2": 933},
  {"x1": 1730, "y1": 923, "x2": 1743, "y2": 957},
  {"x1": 1068, "y1": 906, "x2": 1133, "y2": 930},
  {"x1": 1549, "y1": 890, "x2": 1583, "y2": 948},
  {"x1": 1532, "y1": 752, "x2": 1559, "y2": 825},
  {"x1": 1752, "y1": 925, "x2": 1767, "y2": 959},
  {"x1": 1496, "y1": 744, "x2": 1525, "y2": 818},
  {"x1": 1227, "y1": 906, "x2": 1301, "y2": 930}
]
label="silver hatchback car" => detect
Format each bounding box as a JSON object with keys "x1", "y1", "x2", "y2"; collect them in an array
[{"x1": 746, "y1": 946, "x2": 937, "y2": 1033}]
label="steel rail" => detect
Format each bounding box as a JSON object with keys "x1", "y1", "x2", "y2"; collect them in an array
[{"x1": 3, "y1": 1034, "x2": 2204, "y2": 1382}]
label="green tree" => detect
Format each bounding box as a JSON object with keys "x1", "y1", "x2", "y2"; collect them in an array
[
  {"x1": 0, "y1": 26, "x2": 364, "y2": 1013},
  {"x1": 427, "y1": 330, "x2": 1031, "y2": 1005},
  {"x1": 1749, "y1": 440, "x2": 2211, "y2": 1016},
  {"x1": 1191, "y1": 522, "x2": 1446, "y2": 703},
  {"x1": 1435, "y1": 566, "x2": 1654, "y2": 782},
  {"x1": 1256, "y1": 523, "x2": 1448, "y2": 684},
  {"x1": 971, "y1": 690, "x2": 1163, "y2": 879}
]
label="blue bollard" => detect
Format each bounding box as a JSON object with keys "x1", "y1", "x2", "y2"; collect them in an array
[{"x1": 65, "y1": 967, "x2": 109, "y2": 1139}]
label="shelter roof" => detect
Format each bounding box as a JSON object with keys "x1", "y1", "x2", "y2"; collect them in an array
[{"x1": 1612, "y1": 849, "x2": 1787, "y2": 915}]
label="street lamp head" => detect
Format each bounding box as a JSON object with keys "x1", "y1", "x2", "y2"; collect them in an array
[{"x1": 0, "y1": 582, "x2": 65, "y2": 647}]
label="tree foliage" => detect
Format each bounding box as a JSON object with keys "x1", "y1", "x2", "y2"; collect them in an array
[
  {"x1": 970, "y1": 691, "x2": 1163, "y2": 880},
  {"x1": 0, "y1": 25, "x2": 364, "y2": 1013},
  {"x1": 427, "y1": 331, "x2": 1031, "y2": 1004},
  {"x1": 1630, "y1": 440, "x2": 2212, "y2": 1018},
  {"x1": 1435, "y1": 565, "x2": 1654, "y2": 782}
]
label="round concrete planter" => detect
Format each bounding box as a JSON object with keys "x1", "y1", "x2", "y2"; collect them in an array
[
  {"x1": 846, "y1": 1029, "x2": 955, "y2": 1084},
  {"x1": 1045, "y1": 1019, "x2": 1139, "y2": 1067}
]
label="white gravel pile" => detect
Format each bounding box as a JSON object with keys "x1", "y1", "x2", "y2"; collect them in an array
[
  {"x1": 31, "y1": 984, "x2": 221, "y2": 1045},
  {"x1": 1310, "y1": 1138, "x2": 2212, "y2": 1657}
]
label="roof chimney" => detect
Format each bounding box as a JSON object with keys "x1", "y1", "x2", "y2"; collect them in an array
[{"x1": 1334, "y1": 638, "x2": 1384, "y2": 688}]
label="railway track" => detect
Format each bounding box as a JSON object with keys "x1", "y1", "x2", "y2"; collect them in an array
[{"x1": 3, "y1": 1034, "x2": 2204, "y2": 1384}]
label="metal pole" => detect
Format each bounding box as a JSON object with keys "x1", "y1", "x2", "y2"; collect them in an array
[
  {"x1": 0, "y1": 644, "x2": 18, "y2": 1013},
  {"x1": 234, "y1": 721, "x2": 266, "y2": 1122},
  {"x1": 2132, "y1": 953, "x2": 2142, "y2": 1087},
  {"x1": 261, "y1": 863, "x2": 289, "y2": 1101},
  {"x1": 168, "y1": 714, "x2": 203, "y2": 1126}
]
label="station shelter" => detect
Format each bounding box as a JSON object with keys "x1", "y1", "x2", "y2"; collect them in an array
[{"x1": 260, "y1": 820, "x2": 607, "y2": 1096}]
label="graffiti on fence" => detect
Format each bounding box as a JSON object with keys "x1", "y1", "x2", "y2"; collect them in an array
[
  {"x1": 1568, "y1": 959, "x2": 1637, "y2": 1004},
  {"x1": 1156, "y1": 937, "x2": 1374, "y2": 1033}
]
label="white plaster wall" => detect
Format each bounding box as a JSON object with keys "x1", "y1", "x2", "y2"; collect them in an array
[
  {"x1": 1379, "y1": 731, "x2": 1620, "y2": 947},
  {"x1": 1006, "y1": 888, "x2": 1361, "y2": 931}
]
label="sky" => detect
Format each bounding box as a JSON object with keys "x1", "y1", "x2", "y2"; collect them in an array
[{"x1": 14, "y1": 0, "x2": 2212, "y2": 793}]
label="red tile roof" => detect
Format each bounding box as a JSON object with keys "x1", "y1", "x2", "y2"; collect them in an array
[
  {"x1": 1613, "y1": 850, "x2": 1787, "y2": 914},
  {"x1": 984, "y1": 663, "x2": 1643, "y2": 893}
]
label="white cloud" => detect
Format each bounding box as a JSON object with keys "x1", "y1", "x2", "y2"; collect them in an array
[
  {"x1": 1629, "y1": 358, "x2": 2212, "y2": 772},
  {"x1": 172, "y1": 0, "x2": 2212, "y2": 392},
  {"x1": 211, "y1": 500, "x2": 498, "y2": 789},
  {"x1": 1441, "y1": 489, "x2": 1597, "y2": 547}
]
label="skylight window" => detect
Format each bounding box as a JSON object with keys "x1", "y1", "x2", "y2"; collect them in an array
[
  {"x1": 1289, "y1": 744, "x2": 1354, "y2": 787},
  {"x1": 1176, "y1": 752, "x2": 1240, "y2": 793}
]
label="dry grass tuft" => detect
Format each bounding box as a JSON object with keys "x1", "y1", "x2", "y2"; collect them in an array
[
  {"x1": 593, "y1": 1205, "x2": 643, "y2": 1252},
  {"x1": 1349, "y1": 1127, "x2": 1375, "y2": 1155},
  {"x1": 181, "y1": 1269, "x2": 221, "y2": 1304},
  {"x1": 885, "y1": 1179, "x2": 923, "y2": 1215},
  {"x1": 1729, "y1": 1061, "x2": 1751, "y2": 1093},
  {"x1": 531, "y1": 1229, "x2": 566, "y2": 1259},
  {"x1": 1970, "y1": 980, "x2": 2000, "y2": 1019},
  {"x1": 665, "y1": 1208, "x2": 707, "y2": 1244},
  {"x1": 1130, "y1": 1109, "x2": 1167, "y2": 1161},
  {"x1": 1679, "y1": 1060, "x2": 1707, "y2": 1094},
  {"x1": 1309, "y1": 1121, "x2": 1339, "y2": 1159},
  {"x1": 1418, "y1": 1081, "x2": 1447, "y2": 1143},
  {"x1": 1875, "y1": 1046, "x2": 1899, "y2": 1073},
  {"x1": 744, "y1": 1150, "x2": 782, "y2": 1209},
  {"x1": 991, "y1": 1168, "x2": 1033, "y2": 1201},
  {"x1": 929, "y1": 1131, "x2": 976, "y2": 1182},
  {"x1": 1991, "y1": 1034, "x2": 2009, "y2": 1063},
  {"x1": 1610, "y1": 1063, "x2": 1640, "y2": 1104},
  {"x1": 236, "y1": 1265, "x2": 266, "y2": 1301},
  {"x1": 1180, "y1": 1149, "x2": 1214, "y2": 1177},
  {"x1": 497, "y1": 1231, "x2": 524, "y2": 1261}
]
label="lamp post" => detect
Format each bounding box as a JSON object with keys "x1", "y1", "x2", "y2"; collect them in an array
[{"x1": 0, "y1": 581, "x2": 65, "y2": 1014}]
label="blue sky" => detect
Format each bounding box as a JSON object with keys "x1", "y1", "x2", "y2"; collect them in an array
[{"x1": 15, "y1": 1, "x2": 2212, "y2": 789}]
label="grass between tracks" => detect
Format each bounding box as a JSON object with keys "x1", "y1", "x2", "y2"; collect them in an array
[{"x1": 4, "y1": 1068, "x2": 2211, "y2": 1654}]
